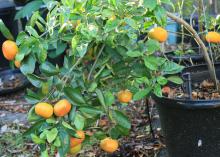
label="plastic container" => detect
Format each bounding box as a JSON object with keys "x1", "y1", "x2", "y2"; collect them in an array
[
  {"x1": 0, "y1": 68, "x2": 29, "y2": 95},
  {"x1": 153, "y1": 64, "x2": 220, "y2": 157},
  {"x1": 166, "y1": 48, "x2": 205, "y2": 66},
  {"x1": 0, "y1": 0, "x2": 18, "y2": 68}
]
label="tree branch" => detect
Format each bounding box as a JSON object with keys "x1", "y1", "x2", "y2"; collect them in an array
[{"x1": 87, "y1": 44, "x2": 105, "y2": 81}]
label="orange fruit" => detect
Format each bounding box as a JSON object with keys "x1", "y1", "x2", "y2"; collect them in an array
[
  {"x1": 100, "y1": 137, "x2": 119, "y2": 153},
  {"x1": 2, "y1": 40, "x2": 18, "y2": 61},
  {"x1": 35, "y1": 102, "x2": 53, "y2": 118},
  {"x1": 70, "y1": 130, "x2": 85, "y2": 147},
  {"x1": 54, "y1": 99, "x2": 72, "y2": 117},
  {"x1": 117, "y1": 90, "x2": 133, "y2": 103},
  {"x1": 14, "y1": 60, "x2": 21, "y2": 68},
  {"x1": 149, "y1": 27, "x2": 168, "y2": 43},
  {"x1": 205, "y1": 32, "x2": 220, "y2": 43},
  {"x1": 69, "y1": 144, "x2": 82, "y2": 155},
  {"x1": 162, "y1": 86, "x2": 171, "y2": 94}
]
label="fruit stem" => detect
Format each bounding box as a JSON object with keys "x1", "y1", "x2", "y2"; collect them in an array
[{"x1": 167, "y1": 12, "x2": 219, "y2": 90}]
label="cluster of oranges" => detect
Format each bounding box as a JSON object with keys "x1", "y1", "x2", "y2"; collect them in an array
[
  {"x1": 2, "y1": 40, "x2": 21, "y2": 68},
  {"x1": 34, "y1": 99, "x2": 83, "y2": 154}
]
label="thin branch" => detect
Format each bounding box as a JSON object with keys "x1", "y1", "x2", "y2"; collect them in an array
[
  {"x1": 167, "y1": 12, "x2": 219, "y2": 89},
  {"x1": 87, "y1": 44, "x2": 105, "y2": 81}
]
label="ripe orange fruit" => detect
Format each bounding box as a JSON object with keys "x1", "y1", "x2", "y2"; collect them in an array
[
  {"x1": 148, "y1": 27, "x2": 168, "y2": 43},
  {"x1": 35, "y1": 102, "x2": 53, "y2": 118},
  {"x1": 70, "y1": 130, "x2": 85, "y2": 147},
  {"x1": 14, "y1": 60, "x2": 21, "y2": 68},
  {"x1": 100, "y1": 137, "x2": 119, "y2": 153},
  {"x1": 205, "y1": 32, "x2": 220, "y2": 43},
  {"x1": 54, "y1": 99, "x2": 72, "y2": 117},
  {"x1": 117, "y1": 90, "x2": 133, "y2": 103},
  {"x1": 2, "y1": 40, "x2": 18, "y2": 61},
  {"x1": 69, "y1": 143, "x2": 82, "y2": 155},
  {"x1": 162, "y1": 86, "x2": 171, "y2": 94}
]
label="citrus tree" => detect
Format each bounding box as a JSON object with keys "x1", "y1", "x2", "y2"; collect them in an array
[{"x1": 0, "y1": 0, "x2": 184, "y2": 156}]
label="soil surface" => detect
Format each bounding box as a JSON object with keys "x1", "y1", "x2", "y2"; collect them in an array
[{"x1": 0, "y1": 90, "x2": 168, "y2": 157}]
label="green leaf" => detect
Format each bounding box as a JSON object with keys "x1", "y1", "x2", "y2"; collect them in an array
[
  {"x1": 127, "y1": 50, "x2": 143, "y2": 57},
  {"x1": 115, "y1": 125, "x2": 130, "y2": 136},
  {"x1": 74, "y1": 113, "x2": 85, "y2": 130},
  {"x1": 53, "y1": 137, "x2": 61, "y2": 147},
  {"x1": 40, "y1": 62, "x2": 59, "y2": 76},
  {"x1": 0, "y1": 19, "x2": 14, "y2": 40},
  {"x1": 41, "y1": 150, "x2": 49, "y2": 157},
  {"x1": 96, "y1": 89, "x2": 106, "y2": 106},
  {"x1": 104, "y1": 91, "x2": 115, "y2": 106},
  {"x1": 27, "y1": 74, "x2": 46, "y2": 87},
  {"x1": 69, "y1": 106, "x2": 76, "y2": 122},
  {"x1": 124, "y1": 18, "x2": 138, "y2": 29},
  {"x1": 71, "y1": 35, "x2": 79, "y2": 55},
  {"x1": 154, "y1": 84, "x2": 162, "y2": 97},
  {"x1": 167, "y1": 76, "x2": 183, "y2": 84},
  {"x1": 62, "y1": 121, "x2": 74, "y2": 130},
  {"x1": 146, "y1": 39, "x2": 160, "y2": 54},
  {"x1": 143, "y1": 56, "x2": 158, "y2": 70},
  {"x1": 27, "y1": 105, "x2": 43, "y2": 122},
  {"x1": 37, "y1": 49, "x2": 47, "y2": 63},
  {"x1": 88, "y1": 82, "x2": 97, "y2": 92},
  {"x1": 15, "y1": 0, "x2": 44, "y2": 20},
  {"x1": 58, "y1": 127, "x2": 70, "y2": 156},
  {"x1": 133, "y1": 88, "x2": 151, "y2": 101},
  {"x1": 23, "y1": 120, "x2": 45, "y2": 136},
  {"x1": 76, "y1": 43, "x2": 88, "y2": 57},
  {"x1": 162, "y1": 61, "x2": 184, "y2": 74},
  {"x1": 94, "y1": 131, "x2": 107, "y2": 140},
  {"x1": 112, "y1": 110, "x2": 131, "y2": 129},
  {"x1": 157, "y1": 76, "x2": 168, "y2": 85},
  {"x1": 64, "y1": 87, "x2": 86, "y2": 105},
  {"x1": 79, "y1": 106, "x2": 103, "y2": 115},
  {"x1": 31, "y1": 134, "x2": 45, "y2": 144},
  {"x1": 109, "y1": 127, "x2": 120, "y2": 139},
  {"x1": 48, "y1": 42, "x2": 67, "y2": 58},
  {"x1": 46, "y1": 128, "x2": 58, "y2": 143},
  {"x1": 26, "y1": 26, "x2": 39, "y2": 38},
  {"x1": 144, "y1": 0, "x2": 157, "y2": 10},
  {"x1": 154, "y1": 6, "x2": 167, "y2": 25},
  {"x1": 20, "y1": 55, "x2": 36, "y2": 75},
  {"x1": 104, "y1": 19, "x2": 121, "y2": 33},
  {"x1": 16, "y1": 32, "x2": 28, "y2": 45}
]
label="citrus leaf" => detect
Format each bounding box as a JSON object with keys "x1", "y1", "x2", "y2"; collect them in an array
[
  {"x1": 46, "y1": 128, "x2": 58, "y2": 143},
  {"x1": 31, "y1": 134, "x2": 45, "y2": 144},
  {"x1": 0, "y1": 19, "x2": 14, "y2": 40},
  {"x1": 74, "y1": 113, "x2": 85, "y2": 130},
  {"x1": 112, "y1": 110, "x2": 131, "y2": 129},
  {"x1": 133, "y1": 88, "x2": 151, "y2": 101},
  {"x1": 64, "y1": 87, "x2": 86, "y2": 105},
  {"x1": 58, "y1": 127, "x2": 70, "y2": 156},
  {"x1": 27, "y1": 105, "x2": 43, "y2": 122},
  {"x1": 167, "y1": 76, "x2": 183, "y2": 84},
  {"x1": 20, "y1": 55, "x2": 36, "y2": 75},
  {"x1": 40, "y1": 62, "x2": 60, "y2": 76}
]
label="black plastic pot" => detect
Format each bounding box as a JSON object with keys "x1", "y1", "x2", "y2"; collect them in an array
[
  {"x1": 153, "y1": 64, "x2": 220, "y2": 157},
  {"x1": 166, "y1": 48, "x2": 205, "y2": 66},
  {"x1": 0, "y1": 68, "x2": 29, "y2": 95},
  {"x1": 14, "y1": 0, "x2": 28, "y2": 6}
]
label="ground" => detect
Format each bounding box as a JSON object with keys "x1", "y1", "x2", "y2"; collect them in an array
[{"x1": 0, "y1": 90, "x2": 168, "y2": 157}]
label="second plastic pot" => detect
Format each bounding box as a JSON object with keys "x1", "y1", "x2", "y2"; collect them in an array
[{"x1": 153, "y1": 64, "x2": 220, "y2": 157}]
